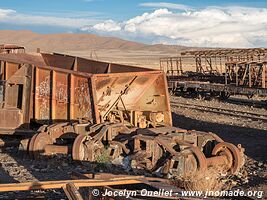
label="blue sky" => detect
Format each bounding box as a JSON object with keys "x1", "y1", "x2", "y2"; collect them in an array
[
  {"x1": 1, "y1": 0, "x2": 267, "y2": 20},
  {"x1": 1, "y1": 0, "x2": 267, "y2": 47}
]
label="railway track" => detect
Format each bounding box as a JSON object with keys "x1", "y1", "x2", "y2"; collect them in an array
[
  {"x1": 225, "y1": 98, "x2": 267, "y2": 108},
  {"x1": 171, "y1": 101, "x2": 267, "y2": 123}
]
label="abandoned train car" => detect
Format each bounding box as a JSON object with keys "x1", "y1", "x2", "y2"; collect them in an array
[
  {"x1": 161, "y1": 48, "x2": 267, "y2": 98},
  {"x1": 0, "y1": 52, "x2": 244, "y2": 179}
]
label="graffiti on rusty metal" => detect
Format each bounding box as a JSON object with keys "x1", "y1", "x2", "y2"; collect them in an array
[
  {"x1": 39, "y1": 99, "x2": 50, "y2": 119},
  {"x1": 55, "y1": 82, "x2": 68, "y2": 104},
  {"x1": 75, "y1": 80, "x2": 91, "y2": 118},
  {"x1": 36, "y1": 76, "x2": 50, "y2": 119},
  {"x1": 36, "y1": 76, "x2": 50, "y2": 99}
]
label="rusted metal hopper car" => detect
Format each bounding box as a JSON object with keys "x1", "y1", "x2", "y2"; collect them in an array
[
  {"x1": 0, "y1": 52, "x2": 244, "y2": 179},
  {"x1": 0, "y1": 53, "x2": 171, "y2": 132}
]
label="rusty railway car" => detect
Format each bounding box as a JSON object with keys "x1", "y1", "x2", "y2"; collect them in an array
[
  {"x1": 161, "y1": 49, "x2": 267, "y2": 99},
  {"x1": 0, "y1": 52, "x2": 244, "y2": 180}
]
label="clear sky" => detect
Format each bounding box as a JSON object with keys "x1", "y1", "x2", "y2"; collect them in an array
[{"x1": 1, "y1": 0, "x2": 267, "y2": 47}]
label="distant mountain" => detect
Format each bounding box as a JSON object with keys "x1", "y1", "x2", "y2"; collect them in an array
[{"x1": 0, "y1": 30, "x2": 192, "y2": 54}]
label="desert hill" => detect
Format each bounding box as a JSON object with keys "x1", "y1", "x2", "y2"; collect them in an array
[
  {"x1": 0, "y1": 30, "x2": 190, "y2": 53},
  {"x1": 0, "y1": 30, "x2": 195, "y2": 68}
]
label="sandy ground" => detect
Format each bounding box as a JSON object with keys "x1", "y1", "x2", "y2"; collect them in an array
[{"x1": 65, "y1": 49, "x2": 177, "y2": 69}]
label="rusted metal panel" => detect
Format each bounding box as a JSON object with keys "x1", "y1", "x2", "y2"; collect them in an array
[
  {"x1": 93, "y1": 71, "x2": 172, "y2": 126},
  {"x1": 5, "y1": 62, "x2": 20, "y2": 80},
  {"x1": 0, "y1": 53, "x2": 46, "y2": 67},
  {"x1": 42, "y1": 53, "x2": 75, "y2": 70},
  {"x1": 35, "y1": 68, "x2": 51, "y2": 121},
  {"x1": 70, "y1": 75, "x2": 93, "y2": 121},
  {"x1": 52, "y1": 71, "x2": 69, "y2": 120},
  {"x1": 0, "y1": 61, "x2": 4, "y2": 80},
  {"x1": 34, "y1": 67, "x2": 94, "y2": 123},
  {"x1": 0, "y1": 109, "x2": 23, "y2": 129},
  {"x1": 0, "y1": 64, "x2": 32, "y2": 131}
]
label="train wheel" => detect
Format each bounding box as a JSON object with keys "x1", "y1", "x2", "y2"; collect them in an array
[
  {"x1": 72, "y1": 135, "x2": 94, "y2": 161},
  {"x1": 166, "y1": 147, "x2": 207, "y2": 178},
  {"x1": 28, "y1": 133, "x2": 38, "y2": 158},
  {"x1": 72, "y1": 135, "x2": 89, "y2": 161},
  {"x1": 29, "y1": 132, "x2": 53, "y2": 159},
  {"x1": 72, "y1": 134, "x2": 104, "y2": 162},
  {"x1": 185, "y1": 147, "x2": 207, "y2": 174},
  {"x1": 212, "y1": 142, "x2": 243, "y2": 174}
]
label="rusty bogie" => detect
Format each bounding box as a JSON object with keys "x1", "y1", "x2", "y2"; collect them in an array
[{"x1": 128, "y1": 129, "x2": 244, "y2": 179}]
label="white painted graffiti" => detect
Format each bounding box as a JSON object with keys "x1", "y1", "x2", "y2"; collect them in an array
[
  {"x1": 75, "y1": 81, "x2": 91, "y2": 118},
  {"x1": 36, "y1": 76, "x2": 50, "y2": 99},
  {"x1": 36, "y1": 76, "x2": 68, "y2": 119},
  {"x1": 55, "y1": 82, "x2": 68, "y2": 104}
]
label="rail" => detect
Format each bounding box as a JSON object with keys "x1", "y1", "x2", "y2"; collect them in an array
[{"x1": 0, "y1": 172, "x2": 179, "y2": 200}]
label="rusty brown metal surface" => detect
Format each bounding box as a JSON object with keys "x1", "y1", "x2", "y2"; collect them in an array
[
  {"x1": 0, "y1": 172, "x2": 177, "y2": 199},
  {"x1": 0, "y1": 176, "x2": 144, "y2": 192},
  {"x1": 0, "y1": 50, "x2": 245, "y2": 187}
]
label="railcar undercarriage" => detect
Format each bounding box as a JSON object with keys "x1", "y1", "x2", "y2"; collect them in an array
[{"x1": 27, "y1": 121, "x2": 245, "y2": 181}]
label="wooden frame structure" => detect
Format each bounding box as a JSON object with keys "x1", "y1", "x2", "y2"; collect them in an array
[
  {"x1": 160, "y1": 48, "x2": 267, "y2": 75},
  {"x1": 225, "y1": 61, "x2": 267, "y2": 89}
]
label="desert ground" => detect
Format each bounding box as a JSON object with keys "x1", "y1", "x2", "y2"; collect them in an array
[{"x1": 0, "y1": 31, "x2": 266, "y2": 199}]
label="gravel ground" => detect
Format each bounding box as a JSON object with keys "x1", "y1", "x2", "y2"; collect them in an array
[
  {"x1": 171, "y1": 96, "x2": 267, "y2": 199},
  {"x1": 0, "y1": 96, "x2": 266, "y2": 199}
]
